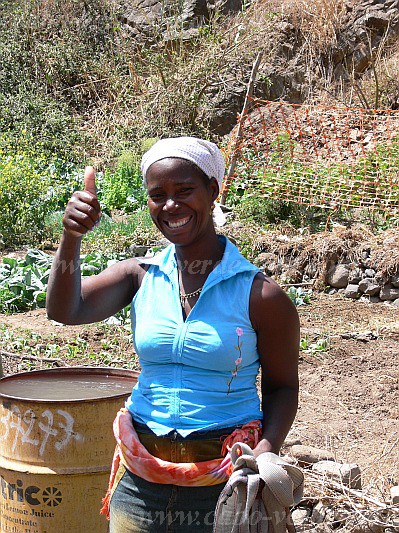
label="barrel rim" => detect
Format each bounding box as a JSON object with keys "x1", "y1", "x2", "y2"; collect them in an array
[
  {"x1": 0, "y1": 366, "x2": 139, "y2": 403},
  {"x1": 0, "y1": 454, "x2": 112, "y2": 475}
]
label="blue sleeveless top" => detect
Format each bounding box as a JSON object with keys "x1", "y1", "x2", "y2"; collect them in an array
[{"x1": 125, "y1": 236, "x2": 263, "y2": 436}]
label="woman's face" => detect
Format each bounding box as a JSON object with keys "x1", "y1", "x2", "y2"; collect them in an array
[{"x1": 146, "y1": 158, "x2": 219, "y2": 246}]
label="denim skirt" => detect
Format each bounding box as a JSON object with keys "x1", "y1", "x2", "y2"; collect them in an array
[{"x1": 109, "y1": 423, "x2": 236, "y2": 533}]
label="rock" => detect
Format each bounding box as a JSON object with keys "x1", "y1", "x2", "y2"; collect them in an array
[
  {"x1": 380, "y1": 284, "x2": 399, "y2": 301},
  {"x1": 390, "y1": 485, "x2": 399, "y2": 504},
  {"x1": 359, "y1": 295, "x2": 371, "y2": 304},
  {"x1": 311, "y1": 502, "x2": 327, "y2": 524},
  {"x1": 345, "y1": 284, "x2": 361, "y2": 299},
  {"x1": 348, "y1": 267, "x2": 363, "y2": 284},
  {"x1": 122, "y1": 0, "x2": 244, "y2": 40},
  {"x1": 341, "y1": 330, "x2": 377, "y2": 342},
  {"x1": 291, "y1": 507, "x2": 311, "y2": 528},
  {"x1": 128, "y1": 244, "x2": 150, "y2": 256},
  {"x1": 392, "y1": 298, "x2": 399, "y2": 308},
  {"x1": 361, "y1": 257, "x2": 372, "y2": 268},
  {"x1": 369, "y1": 295, "x2": 381, "y2": 304},
  {"x1": 331, "y1": 508, "x2": 350, "y2": 528},
  {"x1": 289, "y1": 445, "x2": 335, "y2": 464},
  {"x1": 358, "y1": 11, "x2": 391, "y2": 31},
  {"x1": 391, "y1": 274, "x2": 399, "y2": 288},
  {"x1": 327, "y1": 264, "x2": 350, "y2": 288},
  {"x1": 283, "y1": 438, "x2": 302, "y2": 447},
  {"x1": 364, "y1": 268, "x2": 376, "y2": 278},
  {"x1": 358, "y1": 278, "x2": 380, "y2": 296},
  {"x1": 280, "y1": 454, "x2": 296, "y2": 464},
  {"x1": 312, "y1": 460, "x2": 362, "y2": 489},
  {"x1": 392, "y1": 516, "x2": 399, "y2": 529},
  {"x1": 361, "y1": 250, "x2": 370, "y2": 260}
]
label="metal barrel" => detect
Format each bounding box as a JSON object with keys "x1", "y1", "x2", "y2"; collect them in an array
[{"x1": 0, "y1": 367, "x2": 139, "y2": 533}]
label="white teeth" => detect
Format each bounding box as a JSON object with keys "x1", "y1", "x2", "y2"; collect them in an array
[{"x1": 168, "y1": 217, "x2": 190, "y2": 228}]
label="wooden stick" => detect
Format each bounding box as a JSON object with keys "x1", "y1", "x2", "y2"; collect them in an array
[
  {"x1": 0, "y1": 349, "x2": 67, "y2": 366},
  {"x1": 280, "y1": 282, "x2": 315, "y2": 287},
  {"x1": 220, "y1": 51, "x2": 263, "y2": 205}
]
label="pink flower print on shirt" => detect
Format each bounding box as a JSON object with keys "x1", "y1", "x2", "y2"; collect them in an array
[{"x1": 227, "y1": 328, "x2": 244, "y2": 395}]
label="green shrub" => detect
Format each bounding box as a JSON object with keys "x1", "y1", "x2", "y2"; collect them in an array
[
  {"x1": 45, "y1": 210, "x2": 160, "y2": 255},
  {"x1": 234, "y1": 195, "x2": 299, "y2": 225},
  {"x1": 0, "y1": 154, "x2": 53, "y2": 247},
  {"x1": 229, "y1": 132, "x2": 399, "y2": 231},
  {"x1": 0, "y1": 91, "x2": 83, "y2": 160},
  {"x1": 0, "y1": 248, "x2": 138, "y2": 313},
  {"x1": 0, "y1": 0, "x2": 122, "y2": 160},
  {"x1": 0, "y1": 147, "x2": 83, "y2": 248},
  {"x1": 232, "y1": 193, "x2": 330, "y2": 231},
  {"x1": 98, "y1": 153, "x2": 148, "y2": 213}
]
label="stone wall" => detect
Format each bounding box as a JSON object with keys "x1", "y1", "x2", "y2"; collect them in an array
[{"x1": 250, "y1": 226, "x2": 399, "y2": 306}]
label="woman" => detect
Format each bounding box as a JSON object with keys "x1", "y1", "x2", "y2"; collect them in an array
[{"x1": 46, "y1": 137, "x2": 299, "y2": 532}]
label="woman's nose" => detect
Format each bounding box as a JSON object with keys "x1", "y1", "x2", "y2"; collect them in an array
[{"x1": 163, "y1": 198, "x2": 179, "y2": 211}]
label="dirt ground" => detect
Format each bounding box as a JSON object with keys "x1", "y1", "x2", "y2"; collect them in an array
[
  {"x1": 293, "y1": 294, "x2": 399, "y2": 492},
  {"x1": 0, "y1": 292, "x2": 398, "y2": 500}
]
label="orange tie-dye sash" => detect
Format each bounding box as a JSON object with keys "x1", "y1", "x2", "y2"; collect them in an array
[{"x1": 100, "y1": 408, "x2": 261, "y2": 519}]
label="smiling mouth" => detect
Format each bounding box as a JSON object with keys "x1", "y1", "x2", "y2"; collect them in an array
[{"x1": 165, "y1": 216, "x2": 192, "y2": 229}]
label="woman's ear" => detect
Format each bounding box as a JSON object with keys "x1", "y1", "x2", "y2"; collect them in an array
[{"x1": 209, "y1": 177, "x2": 220, "y2": 202}]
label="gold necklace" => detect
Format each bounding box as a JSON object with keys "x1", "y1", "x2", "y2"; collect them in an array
[{"x1": 179, "y1": 286, "x2": 203, "y2": 308}]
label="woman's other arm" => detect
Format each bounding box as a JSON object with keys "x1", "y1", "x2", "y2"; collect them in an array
[{"x1": 250, "y1": 273, "x2": 300, "y2": 456}]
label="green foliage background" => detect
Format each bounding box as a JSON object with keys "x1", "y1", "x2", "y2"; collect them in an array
[{"x1": 0, "y1": 0, "x2": 397, "y2": 251}]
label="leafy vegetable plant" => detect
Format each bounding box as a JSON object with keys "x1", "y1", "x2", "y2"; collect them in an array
[
  {"x1": 287, "y1": 286, "x2": 312, "y2": 306},
  {"x1": 0, "y1": 249, "x2": 131, "y2": 315}
]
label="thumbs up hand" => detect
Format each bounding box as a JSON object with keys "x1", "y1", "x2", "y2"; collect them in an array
[{"x1": 62, "y1": 166, "x2": 102, "y2": 238}]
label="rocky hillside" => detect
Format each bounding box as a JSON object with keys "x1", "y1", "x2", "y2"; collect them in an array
[
  {"x1": 2, "y1": 0, "x2": 399, "y2": 163},
  {"x1": 120, "y1": 0, "x2": 399, "y2": 135}
]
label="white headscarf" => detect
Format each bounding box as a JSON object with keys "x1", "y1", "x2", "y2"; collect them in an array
[{"x1": 140, "y1": 136, "x2": 225, "y2": 190}]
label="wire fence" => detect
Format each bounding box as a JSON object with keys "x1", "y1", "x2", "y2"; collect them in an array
[{"x1": 222, "y1": 99, "x2": 399, "y2": 216}]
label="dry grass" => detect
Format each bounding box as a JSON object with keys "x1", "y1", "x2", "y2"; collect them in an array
[
  {"x1": 349, "y1": 40, "x2": 399, "y2": 110},
  {"x1": 280, "y1": 0, "x2": 348, "y2": 51},
  {"x1": 303, "y1": 466, "x2": 399, "y2": 531},
  {"x1": 252, "y1": 224, "x2": 376, "y2": 275},
  {"x1": 83, "y1": 1, "x2": 286, "y2": 162}
]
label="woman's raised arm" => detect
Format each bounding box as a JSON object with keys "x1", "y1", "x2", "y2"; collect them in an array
[{"x1": 46, "y1": 167, "x2": 140, "y2": 325}]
